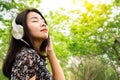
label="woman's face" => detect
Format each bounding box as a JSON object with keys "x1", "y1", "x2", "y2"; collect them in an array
[{"x1": 26, "y1": 11, "x2": 48, "y2": 40}]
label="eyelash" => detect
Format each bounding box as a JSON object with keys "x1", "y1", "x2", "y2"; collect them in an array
[{"x1": 32, "y1": 21, "x2": 38, "y2": 22}]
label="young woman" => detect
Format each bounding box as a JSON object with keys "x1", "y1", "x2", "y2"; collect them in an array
[{"x1": 2, "y1": 8, "x2": 65, "y2": 80}]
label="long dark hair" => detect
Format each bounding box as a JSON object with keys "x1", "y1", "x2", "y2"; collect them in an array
[{"x1": 2, "y1": 8, "x2": 49, "y2": 78}]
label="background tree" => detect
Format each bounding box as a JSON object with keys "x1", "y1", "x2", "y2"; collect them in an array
[
  {"x1": 46, "y1": 0, "x2": 120, "y2": 79},
  {"x1": 0, "y1": 0, "x2": 120, "y2": 80}
]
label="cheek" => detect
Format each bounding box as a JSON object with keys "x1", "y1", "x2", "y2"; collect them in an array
[
  {"x1": 29, "y1": 29, "x2": 36, "y2": 35},
  {"x1": 28, "y1": 28, "x2": 39, "y2": 37},
  {"x1": 27, "y1": 24, "x2": 37, "y2": 36}
]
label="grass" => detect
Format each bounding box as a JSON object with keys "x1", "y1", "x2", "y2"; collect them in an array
[{"x1": 0, "y1": 69, "x2": 8, "y2": 80}]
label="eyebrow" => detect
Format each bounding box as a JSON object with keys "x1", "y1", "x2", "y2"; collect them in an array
[
  {"x1": 30, "y1": 17, "x2": 43, "y2": 20},
  {"x1": 30, "y1": 17, "x2": 38, "y2": 19}
]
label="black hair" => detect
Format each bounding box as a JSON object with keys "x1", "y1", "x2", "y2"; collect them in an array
[{"x1": 2, "y1": 8, "x2": 49, "y2": 78}]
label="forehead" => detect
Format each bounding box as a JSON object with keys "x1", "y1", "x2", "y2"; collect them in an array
[{"x1": 27, "y1": 11, "x2": 42, "y2": 19}]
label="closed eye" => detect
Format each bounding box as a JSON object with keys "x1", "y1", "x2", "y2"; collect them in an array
[{"x1": 32, "y1": 21, "x2": 38, "y2": 22}]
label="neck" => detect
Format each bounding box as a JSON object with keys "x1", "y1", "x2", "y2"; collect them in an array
[{"x1": 33, "y1": 39, "x2": 43, "y2": 53}]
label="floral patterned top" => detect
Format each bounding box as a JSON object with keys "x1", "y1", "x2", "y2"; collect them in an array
[{"x1": 11, "y1": 47, "x2": 52, "y2": 80}]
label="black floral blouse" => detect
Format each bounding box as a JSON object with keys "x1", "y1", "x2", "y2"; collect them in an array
[{"x1": 11, "y1": 47, "x2": 52, "y2": 80}]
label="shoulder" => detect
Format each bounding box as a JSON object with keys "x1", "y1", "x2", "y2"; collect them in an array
[
  {"x1": 16, "y1": 47, "x2": 36, "y2": 57},
  {"x1": 15, "y1": 47, "x2": 46, "y2": 65},
  {"x1": 19, "y1": 47, "x2": 36, "y2": 55},
  {"x1": 13, "y1": 47, "x2": 38, "y2": 67},
  {"x1": 14, "y1": 47, "x2": 38, "y2": 63}
]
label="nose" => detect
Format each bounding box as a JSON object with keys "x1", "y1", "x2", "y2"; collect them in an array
[{"x1": 40, "y1": 23, "x2": 47, "y2": 27}]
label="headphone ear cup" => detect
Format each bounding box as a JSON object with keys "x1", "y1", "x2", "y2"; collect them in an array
[{"x1": 12, "y1": 19, "x2": 24, "y2": 39}]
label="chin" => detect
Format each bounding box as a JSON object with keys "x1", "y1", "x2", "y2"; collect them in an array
[{"x1": 41, "y1": 35, "x2": 48, "y2": 40}]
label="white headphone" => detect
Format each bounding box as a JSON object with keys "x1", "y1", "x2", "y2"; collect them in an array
[
  {"x1": 12, "y1": 18, "x2": 30, "y2": 46},
  {"x1": 12, "y1": 18, "x2": 24, "y2": 39}
]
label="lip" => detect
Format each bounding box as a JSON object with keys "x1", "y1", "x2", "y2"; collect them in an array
[{"x1": 40, "y1": 28, "x2": 48, "y2": 32}]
